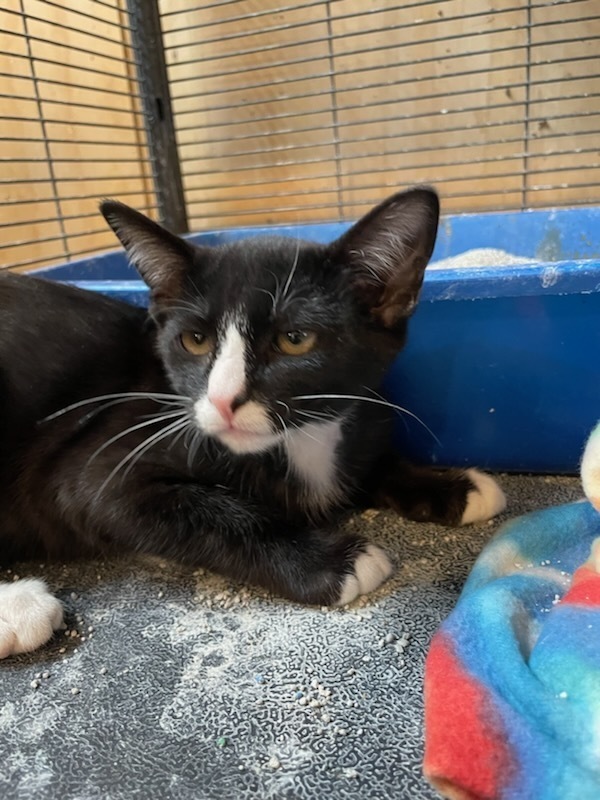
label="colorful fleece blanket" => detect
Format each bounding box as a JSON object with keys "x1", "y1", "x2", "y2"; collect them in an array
[{"x1": 424, "y1": 427, "x2": 600, "y2": 800}]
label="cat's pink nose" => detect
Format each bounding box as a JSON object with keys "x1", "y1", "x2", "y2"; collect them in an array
[
  {"x1": 209, "y1": 392, "x2": 248, "y2": 426},
  {"x1": 208, "y1": 393, "x2": 235, "y2": 425}
]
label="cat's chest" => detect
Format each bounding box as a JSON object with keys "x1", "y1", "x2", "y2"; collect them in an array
[{"x1": 283, "y1": 418, "x2": 345, "y2": 512}]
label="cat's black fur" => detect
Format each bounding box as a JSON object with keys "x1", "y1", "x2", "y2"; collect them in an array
[{"x1": 0, "y1": 188, "x2": 500, "y2": 606}]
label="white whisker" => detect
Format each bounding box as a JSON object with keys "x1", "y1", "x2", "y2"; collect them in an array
[
  {"x1": 96, "y1": 417, "x2": 190, "y2": 498},
  {"x1": 87, "y1": 410, "x2": 188, "y2": 465},
  {"x1": 139, "y1": 404, "x2": 190, "y2": 421},
  {"x1": 158, "y1": 293, "x2": 205, "y2": 316},
  {"x1": 119, "y1": 419, "x2": 191, "y2": 482},
  {"x1": 282, "y1": 237, "x2": 301, "y2": 298},
  {"x1": 275, "y1": 399, "x2": 291, "y2": 415},
  {"x1": 157, "y1": 303, "x2": 205, "y2": 317},
  {"x1": 186, "y1": 428, "x2": 204, "y2": 469},
  {"x1": 274, "y1": 411, "x2": 289, "y2": 439},
  {"x1": 169, "y1": 421, "x2": 192, "y2": 451},
  {"x1": 295, "y1": 408, "x2": 335, "y2": 422},
  {"x1": 42, "y1": 392, "x2": 190, "y2": 423},
  {"x1": 292, "y1": 393, "x2": 440, "y2": 444},
  {"x1": 183, "y1": 425, "x2": 196, "y2": 450},
  {"x1": 293, "y1": 425, "x2": 325, "y2": 446},
  {"x1": 256, "y1": 287, "x2": 277, "y2": 311}
]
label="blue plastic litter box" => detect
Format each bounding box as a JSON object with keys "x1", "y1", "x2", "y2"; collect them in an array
[{"x1": 32, "y1": 206, "x2": 600, "y2": 474}]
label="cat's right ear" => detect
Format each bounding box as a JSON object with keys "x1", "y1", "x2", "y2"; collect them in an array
[
  {"x1": 329, "y1": 187, "x2": 439, "y2": 330},
  {"x1": 100, "y1": 200, "x2": 194, "y2": 302}
]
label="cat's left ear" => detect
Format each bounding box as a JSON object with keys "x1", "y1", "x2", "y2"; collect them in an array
[
  {"x1": 329, "y1": 186, "x2": 439, "y2": 329},
  {"x1": 100, "y1": 200, "x2": 194, "y2": 301}
]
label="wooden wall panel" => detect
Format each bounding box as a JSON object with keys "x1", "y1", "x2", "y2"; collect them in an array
[
  {"x1": 0, "y1": 7, "x2": 65, "y2": 271},
  {"x1": 1, "y1": 0, "x2": 598, "y2": 268},
  {"x1": 1, "y1": 0, "x2": 156, "y2": 272},
  {"x1": 160, "y1": 0, "x2": 597, "y2": 228},
  {"x1": 527, "y1": 3, "x2": 600, "y2": 208},
  {"x1": 330, "y1": 1, "x2": 529, "y2": 218},
  {"x1": 161, "y1": 0, "x2": 340, "y2": 229}
]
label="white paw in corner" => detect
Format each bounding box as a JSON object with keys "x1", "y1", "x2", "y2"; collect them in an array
[
  {"x1": 461, "y1": 468, "x2": 507, "y2": 525},
  {"x1": 0, "y1": 579, "x2": 64, "y2": 659},
  {"x1": 336, "y1": 544, "x2": 393, "y2": 606}
]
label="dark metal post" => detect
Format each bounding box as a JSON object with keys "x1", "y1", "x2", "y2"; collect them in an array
[{"x1": 125, "y1": 0, "x2": 188, "y2": 233}]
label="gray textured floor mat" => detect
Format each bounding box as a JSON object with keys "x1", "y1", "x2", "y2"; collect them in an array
[{"x1": 0, "y1": 475, "x2": 580, "y2": 800}]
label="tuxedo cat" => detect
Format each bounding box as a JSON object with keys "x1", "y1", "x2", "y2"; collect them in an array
[{"x1": 0, "y1": 187, "x2": 505, "y2": 658}]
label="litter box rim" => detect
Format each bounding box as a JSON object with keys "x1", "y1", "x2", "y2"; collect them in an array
[{"x1": 29, "y1": 204, "x2": 600, "y2": 305}]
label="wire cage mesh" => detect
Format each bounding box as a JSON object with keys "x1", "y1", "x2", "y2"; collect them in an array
[{"x1": 1, "y1": 0, "x2": 599, "y2": 272}]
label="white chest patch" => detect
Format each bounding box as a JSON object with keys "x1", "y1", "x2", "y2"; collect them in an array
[{"x1": 285, "y1": 418, "x2": 345, "y2": 511}]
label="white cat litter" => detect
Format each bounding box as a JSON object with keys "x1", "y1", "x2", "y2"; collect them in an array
[{"x1": 429, "y1": 247, "x2": 533, "y2": 269}]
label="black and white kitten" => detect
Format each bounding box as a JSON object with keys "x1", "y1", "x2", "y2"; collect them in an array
[{"x1": 0, "y1": 187, "x2": 505, "y2": 658}]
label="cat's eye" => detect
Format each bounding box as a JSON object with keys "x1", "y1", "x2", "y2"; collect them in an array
[
  {"x1": 276, "y1": 330, "x2": 317, "y2": 355},
  {"x1": 180, "y1": 331, "x2": 212, "y2": 356}
]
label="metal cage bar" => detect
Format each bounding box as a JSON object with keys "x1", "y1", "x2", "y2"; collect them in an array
[
  {"x1": 125, "y1": 0, "x2": 188, "y2": 234},
  {"x1": 1, "y1": 0, "x2": 599, "y2": 271}
]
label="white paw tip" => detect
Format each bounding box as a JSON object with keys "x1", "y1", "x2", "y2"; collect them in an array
[
  {"x1": 336, "y1": 545, "x2": 393, "y2": 606},
  {"x1": 461, "y1": 469, "x2": 506, "y2": 525},
  {"x1": 0, "y1": 579, "x2": 64, "y2": 659}
]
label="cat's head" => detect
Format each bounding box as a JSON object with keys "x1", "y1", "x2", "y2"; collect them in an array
[{"x1": 101, "y1": 188, "x2": 438, "y2": 455}]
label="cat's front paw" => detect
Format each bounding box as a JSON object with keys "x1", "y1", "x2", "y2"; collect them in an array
[
  {"x1": 0, "y1": 579, "x2": 64, "y2": 659},
  {"x1": 336, "y1": 544, "x2": 393, "y2": 605},
  {"x1": 461, "y1": 469, "x2": 506, "y2": 525}
]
